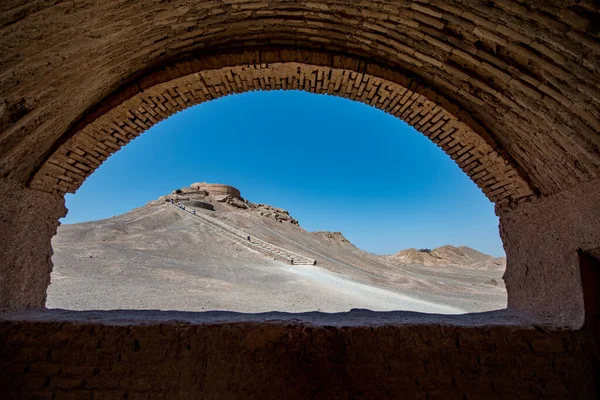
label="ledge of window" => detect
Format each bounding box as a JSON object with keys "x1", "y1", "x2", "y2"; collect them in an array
[{"x1": 0, "y1": 308, "x2": 568, "y2": 329}]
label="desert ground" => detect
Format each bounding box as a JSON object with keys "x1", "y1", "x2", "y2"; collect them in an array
[{"x1": 48, "y1": 187, "x2": 507, "y2": 314}]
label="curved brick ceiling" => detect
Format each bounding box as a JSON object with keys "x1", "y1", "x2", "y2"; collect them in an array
[
  {"x1": 28, "y1": 54, "x2": 534, "y2": 204},
  {"x1": 1, "y1": 0, "x2": 599, "y2": 201}
]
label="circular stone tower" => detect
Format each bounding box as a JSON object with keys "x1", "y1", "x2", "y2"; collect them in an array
[{"x1": 190, "y1": 183, "x2": 241, "y2": 199}]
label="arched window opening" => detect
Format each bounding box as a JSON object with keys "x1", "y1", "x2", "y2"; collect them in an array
[{"x1": 47, "y1": 91, "x2": 507, "y2": 314}]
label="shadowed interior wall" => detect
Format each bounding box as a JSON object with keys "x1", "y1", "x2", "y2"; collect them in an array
[{"x1": 579, "y1": 247, "x2": 600, "y2": 391}]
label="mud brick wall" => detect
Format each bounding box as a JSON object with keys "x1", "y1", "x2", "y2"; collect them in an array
[
  {"x1": 498, "y1": 179, "x2": 600, "y2": 327},
  {"x1": 0, "y1": 178, "x2": 66, "y2": 310},
  {"x1": 0, "y1": 310, "x2": 597, "y2": 399}
]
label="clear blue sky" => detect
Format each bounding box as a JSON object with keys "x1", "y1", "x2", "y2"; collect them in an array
[{"x1": 62, "y1": 90, "x2": 504, "y2": 257}]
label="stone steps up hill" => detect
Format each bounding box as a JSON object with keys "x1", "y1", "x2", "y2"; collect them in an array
[{"x1": 171, "y1": 204, "x2": 316, "y2": 266}]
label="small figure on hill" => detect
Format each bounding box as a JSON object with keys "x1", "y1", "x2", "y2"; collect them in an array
[
  {"x1": 247, "y1": 235, "x2": 251, "y2": 242},
  {"x1": 192, "y1": 210, "x2": 196, "y2": 215}
]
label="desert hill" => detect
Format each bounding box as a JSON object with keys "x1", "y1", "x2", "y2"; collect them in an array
[
  {"x1": 385, "y1": 245, "x2": 505, "y2": 269},
  {"x1": 48, "y1": 183, "x2": 507, "y2": 314}
]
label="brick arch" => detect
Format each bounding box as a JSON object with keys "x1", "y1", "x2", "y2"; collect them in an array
[
  {"x1": 29, "y1": 50, "x2": 535, "y2": 205},
  {"x1": 1, "y1": 0, "x2": 600, "y2": 202},
  {"x1": 0, "y1": 0, "x2": 598, "y2": 324}
]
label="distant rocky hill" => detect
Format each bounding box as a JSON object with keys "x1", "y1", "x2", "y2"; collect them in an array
[
  {"x1": 385, "y1": 245, "x2": 505, "y2": 270},
  {"x1": 312, "y1": 231, "x2": 353, "y2": 246}
]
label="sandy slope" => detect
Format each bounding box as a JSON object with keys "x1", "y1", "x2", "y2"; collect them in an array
[{"x1": 48, "y1": 200, "x2": 506, "y2": 314}]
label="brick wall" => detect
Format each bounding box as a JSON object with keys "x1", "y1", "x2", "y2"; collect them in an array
[{"x1": 0, "y1": 309, "x2": 596, "y2": 399}]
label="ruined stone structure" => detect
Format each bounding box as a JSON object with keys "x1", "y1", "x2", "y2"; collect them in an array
[
  {"x1": 164, "y1": 182, "x2": 241, "y2": 204},
  {"x1": 190, "y1": 182, "x2": 242, "y2": 198},
  {"x1": 162, "y1": 182, "x2": 301, "y2": 224},
  {"x1": 1, "y1": 0, "x2": 599, "y2": 398}
]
